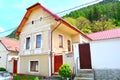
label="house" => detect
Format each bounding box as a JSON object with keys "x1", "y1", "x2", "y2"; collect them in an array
[
  {"x1": 16, "y1": 3, "x2": 91, "y2": 76},
  {"x1": 0, "y1": 37, "x2": 19, "y2": 74}
]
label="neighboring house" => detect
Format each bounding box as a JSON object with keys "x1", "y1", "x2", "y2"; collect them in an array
[
  {"x1": 0, "y1": 37, "x2": 19, "y2": 74},
  {"x1": 87, "y1": 28, "x2": 120, "y2": 69},
  {"x1": 16, "y1": 3, "x2": 91, "y2": 76}
]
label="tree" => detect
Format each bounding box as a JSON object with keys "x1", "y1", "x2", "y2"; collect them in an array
[
  {"x1": 76, "y1": 16, "x2": 92, "y2": 33},
  {"x1": 91, "y1": 18, "x2": 116, "y2": 32},
  {"x1": 64, "y1": 17, "x2": 76, "y2": 26},
  {"x1": 58, "y1": 64, "x2": 71, "y2": 79}
]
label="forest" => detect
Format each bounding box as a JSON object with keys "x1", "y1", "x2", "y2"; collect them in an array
[{"x1": 63, "y1": 0, "x2": 120, "y2": 33}]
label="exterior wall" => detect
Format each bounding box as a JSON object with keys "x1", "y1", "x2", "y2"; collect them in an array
[
  {"x1": 80, "y1": 35, "x2": 90, "y2": 43},
  {"x1": 63, "y1": 53, "x2": 74, "y2": 72},
  {"x1": 19, "y1": 8, "x2": 56, "y2": 56},
  {"x1": 7, "y1": 51, "x2": 18, "y2": 73},
  {"x1": 90, "y1": 38, "x2": 120, "y2": 69},
  {"x1": 0, "y1": 42, "x2": 8, "y2": 68},
  {"x1": 18, "y1": 8, "x2": 57, "y2": 76},
  {"x1": 73, "y1": 43, "x2": 80, "y2": 73},
  {"x1": 8, "y1": 60, "x2": 14, "y2": 73},
  {"x1": 19, "y1": 54, "x2": 49, "y2": 76},
  {"x1": 52, "y1": 29, "x2": 79, "y2": 53}
]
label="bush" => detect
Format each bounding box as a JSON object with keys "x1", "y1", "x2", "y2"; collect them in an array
[
  {"x1": 58, "y1": 64, "x2": 71, "y2": 78},
  {"x1": 0, "y1": 67, "x2": 6, "y2": 71},
  {"x1": 13, "y1": 75, "x2": 39, "y2": 80}
]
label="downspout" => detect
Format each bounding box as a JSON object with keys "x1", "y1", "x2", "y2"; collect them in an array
[{"x1": 50, "y1": 20, "x2": 62, "y2": 75}]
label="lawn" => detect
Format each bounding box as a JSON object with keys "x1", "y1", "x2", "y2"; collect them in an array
[{"x1": 13, "y1": 74, "x2": 40, "y2": 80}]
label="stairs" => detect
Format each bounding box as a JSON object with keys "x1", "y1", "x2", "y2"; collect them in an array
[{"x1": 74, "y1": 69, "x2": 94, "y2": 80}]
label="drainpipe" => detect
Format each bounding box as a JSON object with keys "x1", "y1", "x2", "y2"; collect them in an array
[{"x1": 50, "y1": 20, "x2": 62, "y2": 75}]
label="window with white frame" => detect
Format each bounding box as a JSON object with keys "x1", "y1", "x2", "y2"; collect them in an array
[
  {"x1": 36, "y1": 34, "x2": 42, "y2": 48},
  {"x1": 26, "y1": 37, "x2": 30, "y2": 49},
  {"x1": 30, "y1": 61, "x2": 38, "y2": 72}
]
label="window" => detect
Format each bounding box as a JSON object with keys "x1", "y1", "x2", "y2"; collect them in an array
[
  {"x1": 32, "y1": 21, "x2": 34, "y2": 24},
  {"x1": 26, "y1": 37, "x2": 30, "y2": 49},
  {"x1": 67, "y1": 40, "x2": 71, "y2": 51},
  {"x1": 36, "y1": 35, "x2": 41, "y2": 48},
  {"x1": 59, "y1": 35, "x2": 63, "y2": 48},
  {"x1": 30, "y1": 61, "x2": 38, "y2": 72}
]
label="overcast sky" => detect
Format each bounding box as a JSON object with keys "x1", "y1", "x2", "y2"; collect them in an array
[{"x1": 0, "y1": 0, "x2": 102, "y2": 37}]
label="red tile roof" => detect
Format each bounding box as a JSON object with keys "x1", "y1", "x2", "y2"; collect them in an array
[
  {"x1": 0, "y1": 37, "x2": 19, "y2": 51},
  {"x1": 87, "y1": 28, "x2": 120, "y2": 40}
]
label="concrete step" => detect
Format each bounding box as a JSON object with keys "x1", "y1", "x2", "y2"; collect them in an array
[
  {"x1": 74, "y1": 77, "x2": 94, "y2": 80},
  {"x1": 76, "y1": 73, "x2": 94, "y2": 78},
  {"x1": 74, "y1": 69, "x2": 94, "y2": 80},
  {"x1": 77, "y1": 69, "x2": 93, "y2": 74}
]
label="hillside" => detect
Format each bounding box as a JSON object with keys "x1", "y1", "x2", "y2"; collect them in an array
[
  {"x1": 7, "y1": 30, "x2": 19, "y2": 40},
  {"x1": 63, "y1": 1, "x2": 120, "y2": 33},
  {"x1": 7, "y1": 0, "x2": 120, "y2": 38}
]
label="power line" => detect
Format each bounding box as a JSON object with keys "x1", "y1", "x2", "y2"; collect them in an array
[
  {"x1": 0, "y1": 0, "x2": 99, "y2": 34},
  {"x1": 0, "y1": 27, "x2": 17, "y2": 34}
]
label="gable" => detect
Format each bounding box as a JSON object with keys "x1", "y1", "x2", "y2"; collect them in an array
[{"x1": 21, "y1": 8, "x2": 56, "y2": 33}]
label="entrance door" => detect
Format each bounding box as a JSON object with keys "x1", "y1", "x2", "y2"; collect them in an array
[
  {"x1": 79, "y1": 43, "x2": 92, "y2": 69},
  {"x1": 13, "y1": 60, "x2": 17, "y2": 74},
  {"x1": 54, "y1": 55, "x2": 63, "y2": 72}
]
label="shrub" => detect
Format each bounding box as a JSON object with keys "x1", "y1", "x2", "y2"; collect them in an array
[
  {"x1": 13, "y1": 75, "x2": 39, "y2": 80},
  {"x1": 0, "y1": 67, "x2": 6, "y2": 71},
  {"x1": 58, "y1": 64, "x2": 71, "y2": 78}
]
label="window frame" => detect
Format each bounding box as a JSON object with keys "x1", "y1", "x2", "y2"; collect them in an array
[
  {"x1": 30, "y1": 61, "x2": 39, "y2": 72},
  {"x1": 36, "y1": 34, "x2": 42, "y2": 48},
  {"x1": 26, "y1": 37, "x2": 30, "y2": 49},
  {"x1": 67, "y1": 40, "x2": 71, "y2": 52},
  {"x1": 59, "y1": 35, "x2": 63, "y2": 48}
]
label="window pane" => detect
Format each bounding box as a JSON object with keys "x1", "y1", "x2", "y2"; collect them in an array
[
  {"x1": 26, "y1": 37, "x2": 30, "y2": 49},
  {"x1": 36, "y1": 35, "x2": 41, "y2": 48},
  {"x1": 30, "y1": 61, "x2": 38, "y2": 72},
  {"x1": 67, "y1": 40, "x2": 71, "y2": 51},
  {"x1": 59, "y1": 35, "x2": 63, "y2": 48}
]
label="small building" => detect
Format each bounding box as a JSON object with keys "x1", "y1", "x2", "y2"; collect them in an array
[
  {"x1": 0, "y1": 37, "x2": 19, "y2": 74},
  {"x1": 87, "y1": 28, "x2": 120, "y2": 69}
]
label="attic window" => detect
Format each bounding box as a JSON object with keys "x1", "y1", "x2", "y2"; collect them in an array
[
  {"x1": 40, "y1": 17, "x2": 42, "y2": 21},
  {"x1": 32, "y1": 21, "x2": 34, "y2": 24}
]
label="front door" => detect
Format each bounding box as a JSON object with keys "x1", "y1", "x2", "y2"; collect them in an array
[
  {"x1": 13, "y1": 60, "x2": 17, "y2": 74},
  {"x1": 54, "y1": 55, "x2": 63, "y2": 72},
  {"x1": 79, "y1": 43, "x2": 92, "y2": 69}
]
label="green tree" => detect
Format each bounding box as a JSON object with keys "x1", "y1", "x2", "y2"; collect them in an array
[
  {"x1": 91, "y1": 18, "x2": 116, "y2": 32},
  {"x1": 76, "y1": 16, "x2": 92, "y2": 33},
  {"x1": 58, "y1": 64, "x2": 71, "y2": 79},
  {"x1": 64, "y1": 17, "x2": 76, "y2": 26}
]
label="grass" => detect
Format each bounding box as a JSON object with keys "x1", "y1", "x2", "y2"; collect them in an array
[{"x1": 13, "y1": 75, "x2": 40, "y2": 80}]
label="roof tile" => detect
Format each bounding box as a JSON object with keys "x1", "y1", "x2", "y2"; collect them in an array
[
  {"x1": 87, "y1": 28, "x2": 120, "y2": 40},
  {"x1": 0, "y1": 37, "x2": 19, "y2": 51}
]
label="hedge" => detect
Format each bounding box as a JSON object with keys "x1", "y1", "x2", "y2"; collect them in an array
[{"x1": 0, "y1": 67, "x2": 6, "y2": 71}]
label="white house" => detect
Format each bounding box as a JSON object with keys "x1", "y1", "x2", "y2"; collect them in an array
[
  {"x1": 73, "y1": 28, "x2": 120, "y2": 79},
  {"x1": 0, "y1": 37, "x2": 19, "y2": 74},
  {"x1": 87, "y1": 28, "x2": 120, "y2": 69}
]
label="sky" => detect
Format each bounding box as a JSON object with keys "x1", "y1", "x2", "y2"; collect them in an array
[{"x1": 0, "y1": 0, "x2": 102, "y2": 37}]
